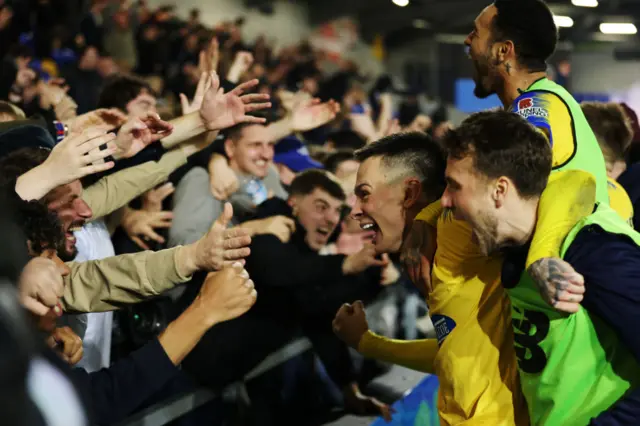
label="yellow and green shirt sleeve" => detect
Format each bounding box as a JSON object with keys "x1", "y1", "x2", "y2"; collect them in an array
[{"x1": 512, "y1": 91, "x2": 598, "y2": 266}]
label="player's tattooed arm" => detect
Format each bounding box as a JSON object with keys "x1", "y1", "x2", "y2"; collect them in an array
[{"x1": 527, "y1": 257, "x2": 586, "y2": 314}]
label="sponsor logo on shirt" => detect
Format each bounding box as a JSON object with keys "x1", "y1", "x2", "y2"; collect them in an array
[
  {"x1": 518, "y1": 98, "x2": 533, "y2": 109},
  {"x1": 431, "y1": 314, "x2": 457, "y2": 346},
  {"x1": 516, "y1": 97, "x2": 549, "y2": 119},
  {"x1": 517, "y1": 107, "x2": 549, "y2": 119}
]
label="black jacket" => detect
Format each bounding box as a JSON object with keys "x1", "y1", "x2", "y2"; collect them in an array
[{"x1": 245, "y1": 198, "x2": 383, "y2": 318}]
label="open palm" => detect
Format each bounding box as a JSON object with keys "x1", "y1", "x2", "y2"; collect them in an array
[
  {"x1": 200, "y1": 72, "x2": 271, "y2": 131},
  {"x1": 291, "y1": 99, "x2": 341, "y2": 132},
  {"x1": 116, "y1": 113, "x2": 173, "y2": 159}
]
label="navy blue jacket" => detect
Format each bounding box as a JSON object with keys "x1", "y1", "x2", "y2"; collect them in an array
[
  {"x1": 503, "y1": 224, "x2": 640, "y2": 425},
  {"x1": 69, "y1": 338, "x2": 178, "y2": 425}
]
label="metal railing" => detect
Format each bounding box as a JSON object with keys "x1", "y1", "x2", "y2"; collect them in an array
[{"x1": 117, "y1": 337, "x2": 313, "y2": 426}]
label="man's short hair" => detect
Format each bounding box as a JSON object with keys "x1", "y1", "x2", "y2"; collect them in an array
[
  {"x1": 289, "y1": 169, "x2": 346, "y2": 202},
  {"x1": 225, "y1": 123, "x2": 257, "y2": 142},
  {"x1": 581, "y1": 102, "x2": 633, "y2": 163},
  {"x1": 492, "y1": 0, "x2": 557, "y2": 72},
  {"x1": 323, "y1": 150, "x2": 356, "y2": 174},
  {"x1": 442, "y1": 110, "x2": 552, "y2": 198},
  {"x1": 97, "y1": 75, "x2": 154, "y2": 111},
  {"x1": 355, "y1": 132, "x2": 446, "y2": 203}
]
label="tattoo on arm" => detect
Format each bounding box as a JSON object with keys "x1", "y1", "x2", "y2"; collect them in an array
[{"x1": 528, "y1": 258, "x2": 571, "y2": 305}]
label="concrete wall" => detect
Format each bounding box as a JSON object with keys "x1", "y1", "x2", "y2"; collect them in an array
[{"x1": 570, "y1": 48, "x2": 640, "y2": 95}]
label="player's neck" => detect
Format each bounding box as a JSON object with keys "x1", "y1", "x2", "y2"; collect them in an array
[
  {"x1": 498, "y1": 70, "x2": 548, "y2": 108},
  {"x1": 500, "y1": 199, "x2": 539, "y2": 247}
]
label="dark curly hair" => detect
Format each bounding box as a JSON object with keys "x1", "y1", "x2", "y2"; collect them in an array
[{"x1": 1, "y1": 189, "x2": 64, "y2": 255}]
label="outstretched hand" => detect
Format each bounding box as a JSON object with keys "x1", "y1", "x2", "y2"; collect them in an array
[
  {"x1": 44, "y1": 128, "x2": 118, "y2": 185},
  {"x1": 199, "y1": 72, "x2": 271, "y2": 131},
  {"x1": 291, "y1": 99, "x2": 340, "y2": 132},
  {"x1": 114, "y1": 113, "x2": 173, "y2": 159},
  {"x1": 180, "y1": 72, "x2": 210, "y2": 115},
  {"x1": 65, "y1": 108, "x2": 128, "y2": 134}
]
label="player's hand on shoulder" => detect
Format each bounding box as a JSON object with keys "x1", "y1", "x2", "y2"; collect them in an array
[{"x1": 528, "y1": 257, "x2": 585, "y2": 313}]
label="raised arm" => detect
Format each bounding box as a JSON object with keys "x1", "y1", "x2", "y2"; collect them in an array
[{"x1": 62, "y1": 203, "x2": 251, "y2": 312}]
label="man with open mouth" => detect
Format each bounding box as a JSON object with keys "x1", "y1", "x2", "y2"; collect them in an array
[{"x1": 334, "y1": 0, "x2": 632, "y2": 424}]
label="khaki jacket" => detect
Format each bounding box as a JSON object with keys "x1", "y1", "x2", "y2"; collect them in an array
[{"x1": 63, "y1": 149, "x2": 193, "y2": 312}]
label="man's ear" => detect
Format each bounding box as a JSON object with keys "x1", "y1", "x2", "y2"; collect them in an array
[
  {"x1": 492, "y1": 176, "x2": 510, "y2": 208},
  {"x1": 494, "y1": 40, "x2": 514, "y2": 64},
  {"x1": 288, "y1": 196, "x2": 299, "y2": 216},
  {"x1": 402, "y1": 178, "x2": 423, "y2": 209},
  {"x1": 224, "y1": 138, "x2": 234, "y2": 159}
]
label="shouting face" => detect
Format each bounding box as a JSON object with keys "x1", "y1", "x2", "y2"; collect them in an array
[
  {"x1": 464, "y1": 5, "x2": 500, "y2": 99},
  {"x1": 290, "y1": 188, "x2": 344, "y2": 251},
  {"x1": 46, "y1": 181, "x2": 92, "y2": 261},
  {"x1": 351, "y1": 156, "x2": 409, "y2": 255}
]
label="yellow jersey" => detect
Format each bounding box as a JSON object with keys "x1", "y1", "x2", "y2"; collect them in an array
[
  {"x1": 359, "y1": 89, "x2": 621, "y2": 425},
  {"x1": 607, "y1": 177, "x2": 634, "y2": 226}
]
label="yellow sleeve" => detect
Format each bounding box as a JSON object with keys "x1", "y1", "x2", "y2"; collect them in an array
[
  {"x1": 415, "y1": 199, "x2": 442, "y2": 227},
  {"x1": 607, "y1": 177, "x2": 634, "y2": 225},
  {"x1": 526, "y1": 169, "x2": 597, "y2": 268},
  {"x1": 513, "y1": 91, "x2": 575, "y2": 169},
  {"x1": 358, "y1": 330, "x2": 438, "y2": 374}
]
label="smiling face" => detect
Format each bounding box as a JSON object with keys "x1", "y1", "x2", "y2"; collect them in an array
[
  {"x1": 441, "y1": 155, "x2": 501, "y2": 255},
  {"x1": 290, "y1": 187, "x2": 344, "y2": 251},
  {"x1": 45, "y1": 181, "x2": 92, "y2": 261},
  {"x1": 226, "y1": 125, "x2": 275, "y2": 179},
  {"x1": 464, "y1": 5, "x2": 500, "y2": 99},
  {"x1": 351, "y1": 156, "x2": 409, "y2": 255}
]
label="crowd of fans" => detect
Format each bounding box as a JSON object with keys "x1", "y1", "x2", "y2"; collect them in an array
[
  {"x1": 1, "y1": 0, "x2": 640, "y2": 426},
  {"x1": 0, "y1": 1, "x2": 443, "y2": 425}
]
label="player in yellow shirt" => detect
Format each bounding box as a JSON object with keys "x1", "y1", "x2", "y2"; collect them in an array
[
  {"x1": 332, "y1": 130, "x2": 592, "y2": 425},
  {"x1": 333, "y1": 1, "x2": 617, "y2": 424}
]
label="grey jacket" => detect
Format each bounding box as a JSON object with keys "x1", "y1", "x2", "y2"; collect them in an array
[{"x1": 169, "y1": 166, "x2": 287, "y2": 246}]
